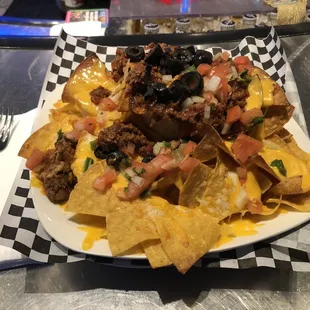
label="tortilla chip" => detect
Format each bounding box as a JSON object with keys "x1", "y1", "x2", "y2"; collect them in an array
[
  {"x1": 268, "y1": 176, "x2": 307, "y2": 195},
  {"x1": 179, "y1": 163, "x2": 212, "y2": 207},
  {"x1": 142, "y1": 240, "x2": 172, "y2": 268},
  {"x1": 282, "y1": 134, "x2": 310, "y2": 162},
  {"x1": 106, "y1": 204, "x2": 159, "y2": 256},
  {"x1": 148, "y1": 205, "x2": 220, "y2": 274},
  {"x1": 264, "y1": 104, "x2": 294, "y2": 137},
  {"x1": 267, "y1": 192, "x2": 310, "y2": 212},
  {"x1": 62, "y1": 53, "x2": 116, "y2": 105},
  {"x1": 254, "y1": 168, "x2": 273, "y2": 194},
  {"x1": 192, "y1": 124, "x2": 234, "y2": 162},
  {"x1": 18, "y1": 113, "x2": 79, "y2": 159},
  {"x1": 66, "y1": 162, "x2": 131, "y2": 217}
]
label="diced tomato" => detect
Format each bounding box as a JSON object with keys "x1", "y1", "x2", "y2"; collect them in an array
[
  {"x1": 236, "y1": 166, "x2": 247, "y2": 184},
  {"x1": 179, "y1": 157, "x2": 200, "y2": 172},
  {"x1": 210, "y1": 63, "x2": 231, "y2": 78},
  {"x1": 92, "y1": 169, "x2": 117, "y2": 192},
  {"x1": 246, "y1": 198, "x2": 263, "y2": 214},
  {"x1": 65, "y1": 129, "x2": 81, "y2": 141},
  {"x1": 197, "y1": 64, "x2": 212, "y2": 76},
  {"x1": 145, "y1": 144, "x2": 154, "y2": 153},
  {"x1": 183, "y1": 141, "x2": 198, "y2": 156},
  {"x1": 233, "y1": 56, "x2": 251, "y2": 66},
  {"x1": 26, "y1": 148, "x2": 44, "y2": 170},
  {"x1": 236, "y1": 64, "x2": 253, "y2": 73},
  {"x1": 226, "y1": 105, "x2": 242, "y2": 124},
  {"x1": 161, "y1": 159, "x2": 178, "y2": 171},
  {"x1": 240, "y1": 108, "x2": 264, "y2": 125},
  {"x1": 99, "y1": 98, "x2": 118, "y2": 111},
  {"x1": 231, "y1": 134, "x2": 263, "y2": 164},
  {"x1": 221, "y1": 51, "x2": 230, "y2": 62},
  {"x1": 132, "y1": 161, "x2": 148, "y2": 169},
  {"x1": 74, "y1": 117, "x2": 96, "y2": 134},
  {"x1": 221, "y1": 78, "x2": 229, "y2": 102}
]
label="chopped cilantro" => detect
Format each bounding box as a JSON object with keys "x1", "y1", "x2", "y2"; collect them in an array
[
  {"x1": 124, "y1": 186, "x2": 129, "y2": 192},
  {"x1": 252, "y1": 116, "x2": 264, "y2": 125},
  {"x1": 124, "y1": 173, "x2": 132, "y2": 181},
  {"x1": 185, "y1": 65, "x2": 196, "y2": 72},
  {"x1": 57, "y1": 129, "x2": 63, "y2": 141},
  {"x1": 180, "y1": 138, "x2": 189, "y2": 143},
  {"x1": 162, "y1": 141, "x2": 171, "y2": 148},
  {"x1": 239, "y1": 69, "x2": 252, "y2": 85},
  {"x1": 270, "y1": 159, "x2": 287, "y2": 176},
  {"x1": 90, "y1": 140, "x2": 96, "y2": 151},
  {"x1": 83, "y1": 157, "x2": 94, "y2": 173},
  {"x1": 133, "y1": 167, "x2": 146, "y2": 176}
]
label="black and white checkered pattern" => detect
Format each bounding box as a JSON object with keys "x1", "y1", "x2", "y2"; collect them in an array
[{"x1": 0, "y1": 28, "x2": 310, "y2": 270}]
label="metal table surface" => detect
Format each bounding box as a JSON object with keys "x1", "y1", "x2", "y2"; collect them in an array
[{"x1": 1, "y1": 34, "x2": 310, "y2": 309}]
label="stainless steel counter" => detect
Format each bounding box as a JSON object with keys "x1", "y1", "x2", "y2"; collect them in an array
[{"x1": 1, "y1": 34, "x2": 310, "y2": 309}]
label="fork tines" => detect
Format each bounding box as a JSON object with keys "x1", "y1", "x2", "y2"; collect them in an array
[{"x1": 0, "y1": 107, "x2": 15, "y2": 147}]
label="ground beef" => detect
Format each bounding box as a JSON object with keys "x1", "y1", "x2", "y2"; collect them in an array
[
  {"x1": 229, "y1": 80, "x2": 249, "y2": 108},
  {"x1": 35, "y1": 137, "x2": 77, "y2": 203},
  {"x1": 97, "y1": 122, "x2": 154, "y2": 156},
  {"x1": 111, "y1": 48, "x2": 128, "y2": 82},
  {"x1": 90, "y1": 86, "x2": 111, "y2": 105}
]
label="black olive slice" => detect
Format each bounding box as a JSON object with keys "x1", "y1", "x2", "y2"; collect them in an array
[
  {"x1": 166, "y1": 58, "x2": 184, "y2": 76},
  {"x1": 145, "y1": 44, "x2": 164, "y2": 65},
  {"x1": 142, "y1": 155, "x2": 155, "y2": 163},
  {"x1": 172, "y1": 48, "x2": 193, "y2": 65},
  {"x1": 94, "y1": 145, "x2": 116, "y2": 159},
  {"x1": 186, "y1": 45, "x2": 196, "y2": 56},
  {"x1": 180, "y1": 72, "x2": 203, "y2": 96},
  {"x1": 125, "y1": 46, "x2": 145, "y2": 62},
  {"x1": 152, "y1": 82, "x2": 172, "y2": 104},
  {"x1": 106, "y1": 151, "x2": 128, "y2": 170},
  {"x1": 169, "y1": 80, "x2": 189, "y2": 102},
  {"x1": 192, "y1": 50, "x2": 213, "y2": 67}
]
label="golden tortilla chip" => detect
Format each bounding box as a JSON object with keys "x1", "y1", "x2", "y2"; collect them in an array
[
  {"x1": 66, "y1": 162, "x2": 131, "y2": 217},
  {"x1": 62, "y1": 53, "x2": 116, "y2": 105},
  {"x1": 19, "y1": 113, "x2": 79, "y2": 159},
  {"x1": 179, "y1": 163, "x2": 212, "y2": 207},
  {"x1": 106, "y1": 204, "x2": 159, "y2": 256},
  {"x1": 267, "y1": 191, "x2": 310, "y2": 212},
  {"x1": 147, "y1": 205, "x2": 220, "y2": 274},
  {"x1": 142, "y1": 240, "x2": 172, "y2": 268}
]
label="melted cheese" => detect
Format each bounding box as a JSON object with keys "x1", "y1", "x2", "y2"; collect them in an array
[
  {"x1": 245, "y1": 75, "x2": 263, "y2": 110},
  {"x1": 259, "y1": 147, "x2": 309, "y2": 179},
  {"x1": 302, "y1": 173, "x2": 310, "y2": 190},
  {"x1": 31, "y1": 175, "x2": 45, "y2": 195},
  {"x1": 112, "y1": 174, "x2": 128, "y2": 190},
  {"x1": 261, "y1": 78, "x2": 276, "y2": 107},
  {"x1": 73, "y1": 91, "x2": 98, "y2": 116},
  {"x1": 79, "y1": 226, "x2": 106, "y2": 251},
  {"x1": 245, "y1": 170, "x2": 261, "y2": 200},
  {"x1": 71, "y1": 132, "x2": 97, "y2": 179}
]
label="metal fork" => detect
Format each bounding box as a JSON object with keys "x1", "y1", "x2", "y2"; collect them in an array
[{"x1": 0, "y1": 107, "x2": 14, "y2": 151}]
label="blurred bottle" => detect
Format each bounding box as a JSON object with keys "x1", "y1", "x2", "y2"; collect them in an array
[
  {"x1": 306, "y1": 13, "x2": 310, "y2": 22},
  {"x1": 242, "y1": 14, "x2": 257, "y2": 29},
  {"x1": 175, "y1": 17, "x2": 191, "y2": 33},
  {"x1": 220, "y1": 19, "x2": 236, "y2": 31},
  {"x1": 232, "y1": 15, "x2": 243, "y2": 29}
]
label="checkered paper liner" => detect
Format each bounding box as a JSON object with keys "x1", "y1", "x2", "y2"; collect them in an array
[{"x1": 1, "y1": 28, "x2": 310, "y2": 271}]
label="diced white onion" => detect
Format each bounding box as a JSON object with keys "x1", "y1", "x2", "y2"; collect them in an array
[
  {"x1": 132, "y1": 175, "x2": 145, "y2": 186},
  {"x1": 181, "y1": 97, "x2": 194, "y2": 109},
  {"x1": 96, "y1": 111, "x2": 107, "y2": 125},
  {"x1": 162, "y1": 75, "x2": 173, "y2": 83},
  {"x1": 231, "y1": 66, "x2": 238, "y2": 79},
  {"x1": 170, "y1": 140, "x2": 180, "y2": 150},
  {"x1": 125, "y1": 168, "x2": 136, "y2": 178},
  {"x1": 205, "y1": 75, "x2": 221, "y2": 92},
  {"x1": 109, "y1": 91, "x2": 122, "y2": 104},
  {"x1": 203, "y1": 76, "x2": 210, "y2": 91},
  {"x1": 235, "y1": 188, "x2": 249, "y2": 210},
  {"x1": 227, "y1": 171, "x2": 239, "y2": 187},
  {"x1": 213, "y1": 52, "x2": 222, "y2": 61},
  {"x1": 172, "y1": 150, "x2": 184, "y2": 164},
  {"x1": 221, "y1": 122, "x2": 231, "y2": 135},
  {"x1": 74, "y1": 121, "x2": 85, "y2": 131},
  {"x1": 191, "y1": 96, "x2": 205, "y2": 103},
  {"x1": 263, "y1": 140, "x2": 280, "y2": 150},
  {"x1": 153, "y1": 142, "x2": 163, "y2": 155},
  {"x1": 204, "y1": 105, "x2": 211, "y2": 120}
]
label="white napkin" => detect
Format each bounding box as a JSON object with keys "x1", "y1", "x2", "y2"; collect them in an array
[{"x1": 0, "y1": 109, "x2": 38, "y2": 269}]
